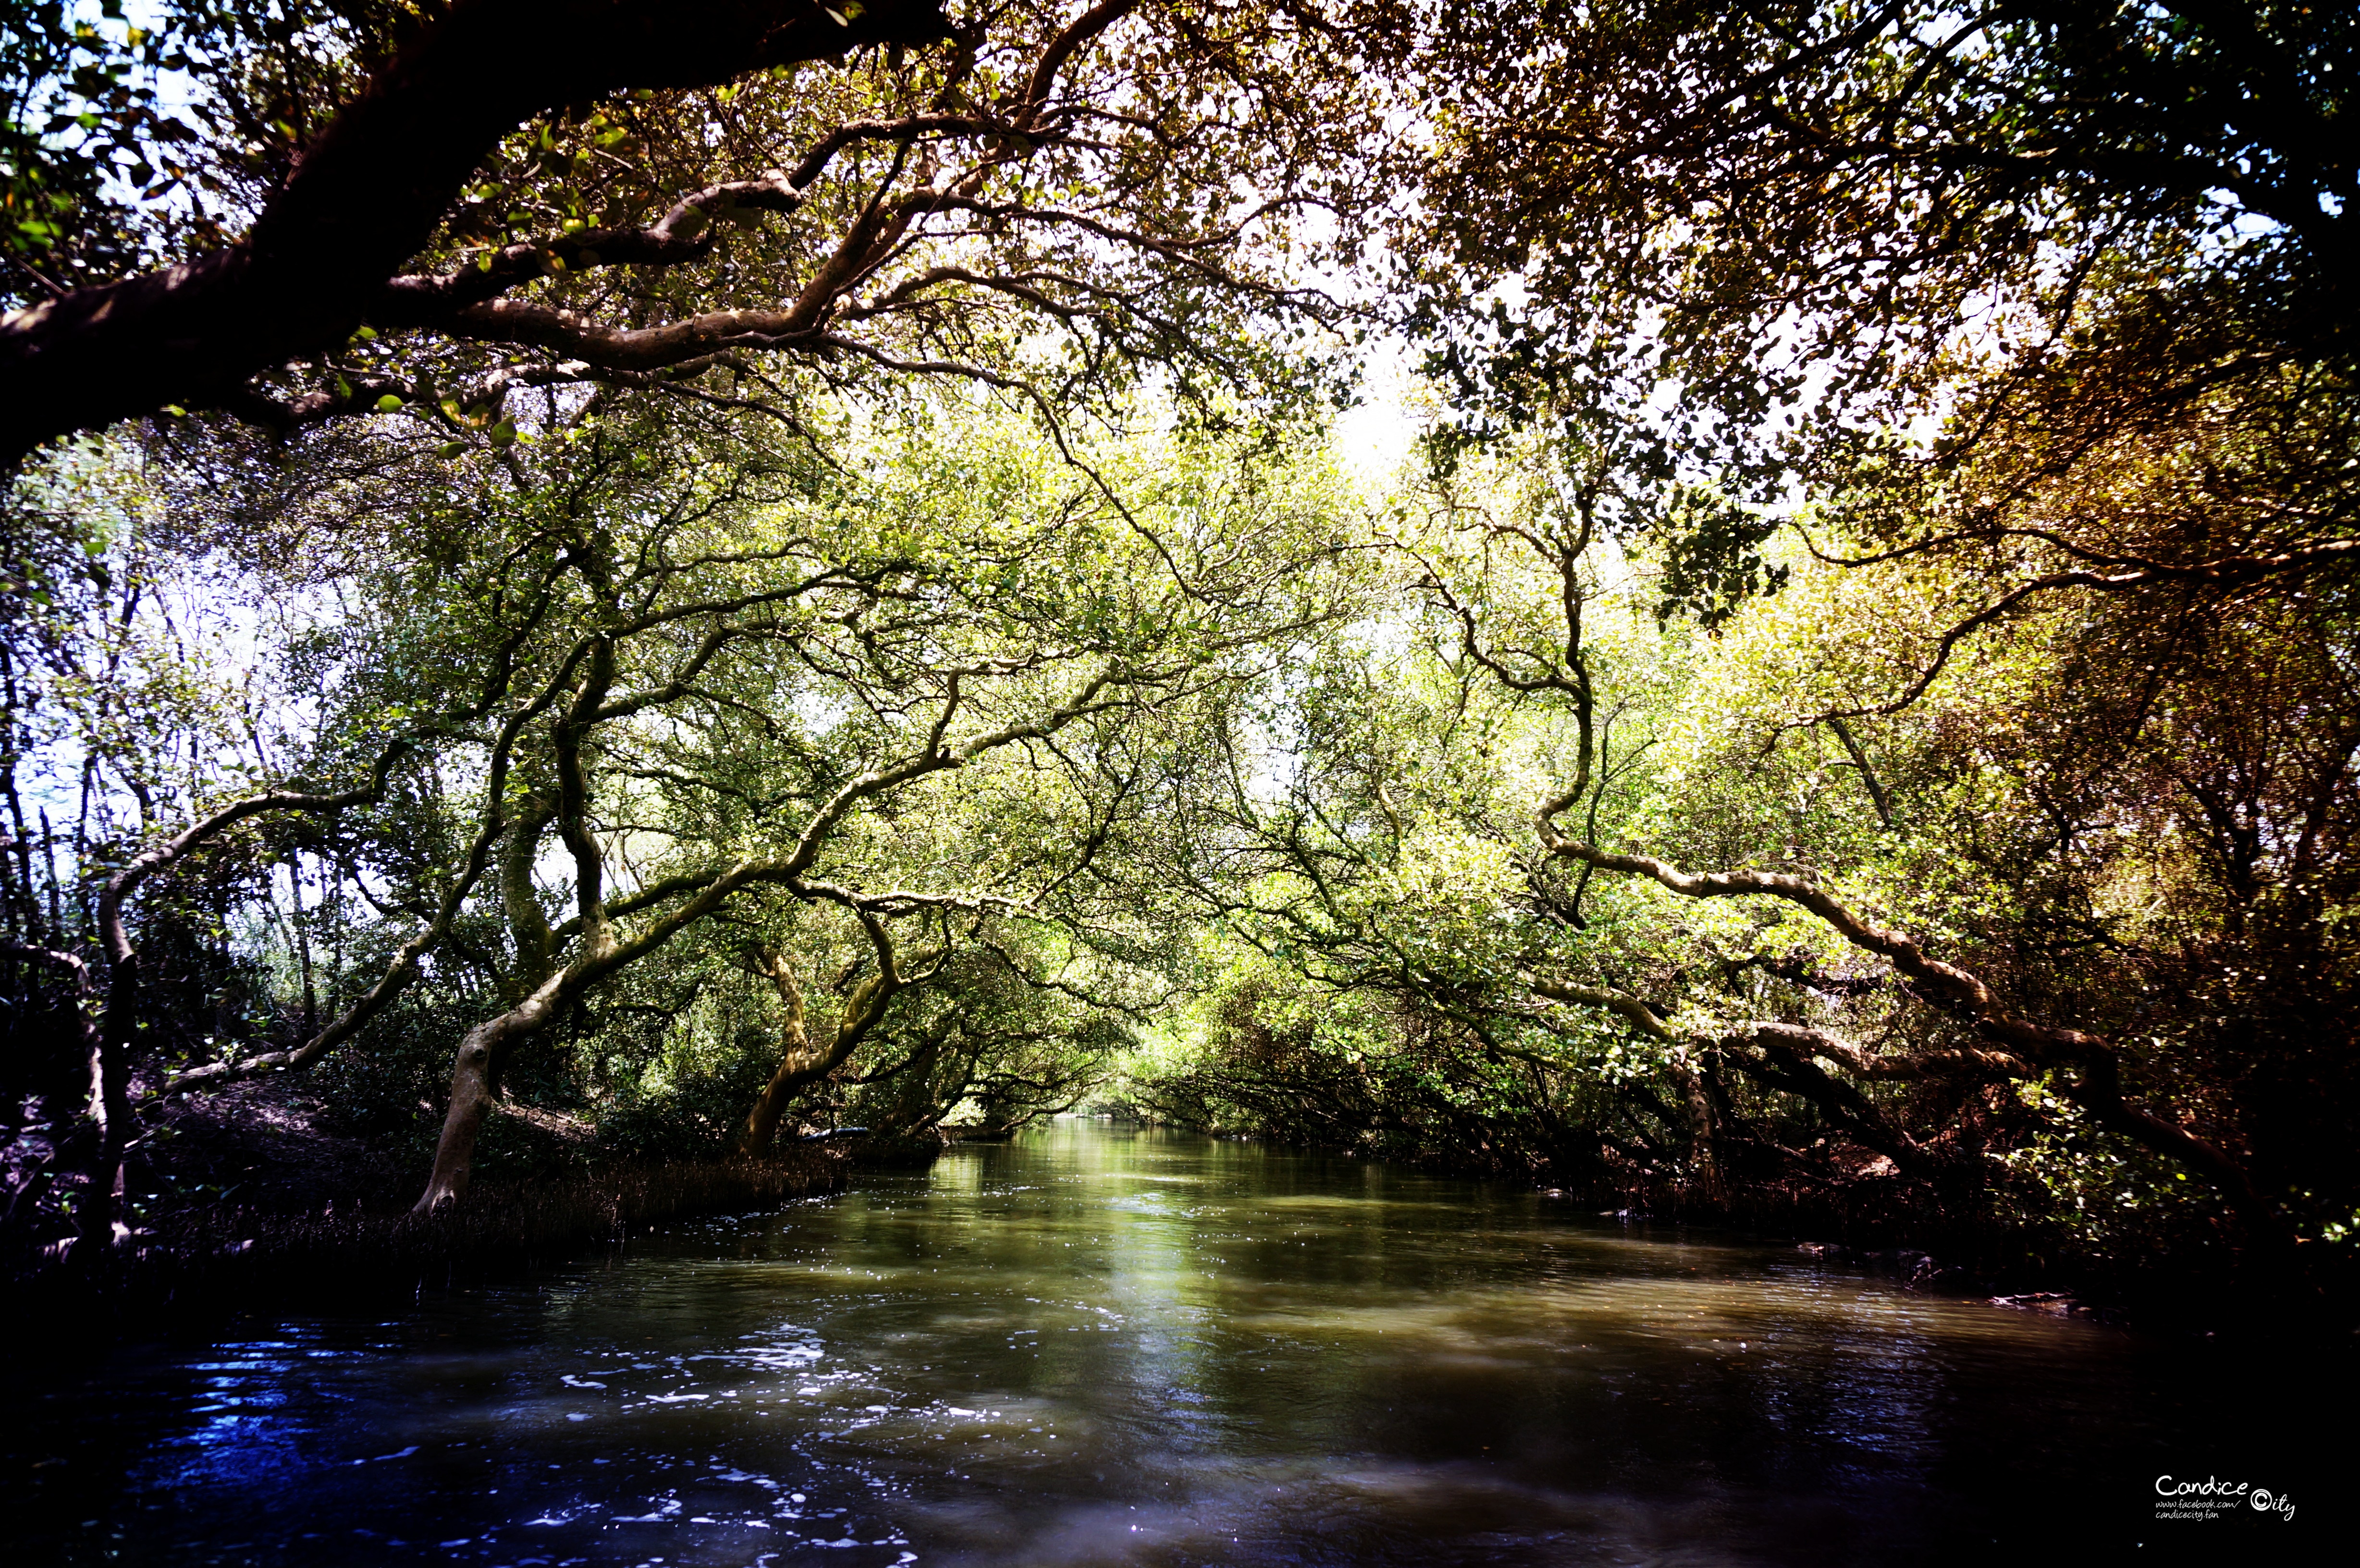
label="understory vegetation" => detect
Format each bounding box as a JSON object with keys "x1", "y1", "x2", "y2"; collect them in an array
[{"x1": 2, "y1": 0, "x2": 2353, "y2": 1315}]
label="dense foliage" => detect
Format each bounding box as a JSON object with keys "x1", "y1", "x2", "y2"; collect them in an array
[{"x1": 2, "y1": 1, "x2": 2354, "y2": 1313}]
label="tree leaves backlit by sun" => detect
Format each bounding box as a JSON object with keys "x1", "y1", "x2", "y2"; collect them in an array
[{"x1": 0, "y1": 1, "x2": 2354, "y2": 1304}]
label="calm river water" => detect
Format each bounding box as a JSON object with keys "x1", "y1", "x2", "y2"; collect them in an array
[{"x1": 2, "y1": 1121, "x2": 2342, "y2": 1565}]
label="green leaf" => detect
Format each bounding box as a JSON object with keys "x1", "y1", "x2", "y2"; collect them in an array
[{"x1": 375, "y1": 393, "x2": 404, "y2": 412}]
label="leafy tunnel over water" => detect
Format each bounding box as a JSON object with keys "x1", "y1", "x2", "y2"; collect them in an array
[{"x1": 1, "y1": 1123, "x2": 2342, "y2": 1565}]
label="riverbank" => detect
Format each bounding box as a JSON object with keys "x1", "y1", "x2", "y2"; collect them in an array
[{"x1": 1, "y1": 1138, "x2": 852, "y2": 1332}]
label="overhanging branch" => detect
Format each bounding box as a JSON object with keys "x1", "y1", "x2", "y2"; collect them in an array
[{"x1": 0, "y1": 0, "x2": 953, "y2": 463}]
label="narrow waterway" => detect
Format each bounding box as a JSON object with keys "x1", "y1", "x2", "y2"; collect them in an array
[{"x1": 2, "y1": 1122, "x2": 2337, "y2": 1565}]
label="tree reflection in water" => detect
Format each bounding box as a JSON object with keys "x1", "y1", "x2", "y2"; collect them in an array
[{"x1": 0, "y1": 1121, "x2": 2342, "y2": 1565}]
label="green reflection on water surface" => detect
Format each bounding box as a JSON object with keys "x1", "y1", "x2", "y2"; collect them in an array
[{"x1": 2, "y1": 1120, "x2": 2337, "y2": 1565}]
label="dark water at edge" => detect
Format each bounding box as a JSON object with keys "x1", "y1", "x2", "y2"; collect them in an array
[{"x1": 0, "y1": 1121, "x2": 2344, "y2": 1566}]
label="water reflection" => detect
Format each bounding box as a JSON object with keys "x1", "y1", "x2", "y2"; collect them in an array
[{"x1": 0, "y1": 1121, "x2": 2342, "y2": 1564}]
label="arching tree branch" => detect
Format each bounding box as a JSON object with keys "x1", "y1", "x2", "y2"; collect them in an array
[{"x1": 0, "y1": 0, "x2": 953, "y2": 463}]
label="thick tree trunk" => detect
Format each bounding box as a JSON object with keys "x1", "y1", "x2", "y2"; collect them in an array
[
  {"x1": 84, "y1": 1005, "x2": 134, "y2": 1252},
  {"x1": 414, "y1": 980, "x2": 560, "y2": 1212},
  {"x1": 0, "y1": 0, "x2": 952, "y2": 462},
  {"x1": 738, "y1": 921, "x2": 926, "y2": 1153},
  {"x1": 741, "y1": 1045, "x2": 842, "y2": 1153},
  {"x1": 740, "y1": 957, "x2": 836, "y2": 1153},
  {"x1": 1675, "y1": 1057, "x2": 1723, "y2": 1204},
  {"x1": 62, "y1": 949, "x2": 140, "y2": 1253},
  {"x1": 414, "y1": 1018, "x2": 504, "y2": 1213}
]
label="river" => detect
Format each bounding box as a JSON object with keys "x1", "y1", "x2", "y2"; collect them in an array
[{"x1": 1, "y1": 1121, "x2": 2339, "y2": 1564}]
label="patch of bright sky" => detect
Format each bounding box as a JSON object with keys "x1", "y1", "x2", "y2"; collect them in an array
[
  {"x1": 43, "y1": 0, "x2": 270, "y2": 245},
  {"x1": 1329, "y1": 339, "x2": 1426, "y2": 496}
]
